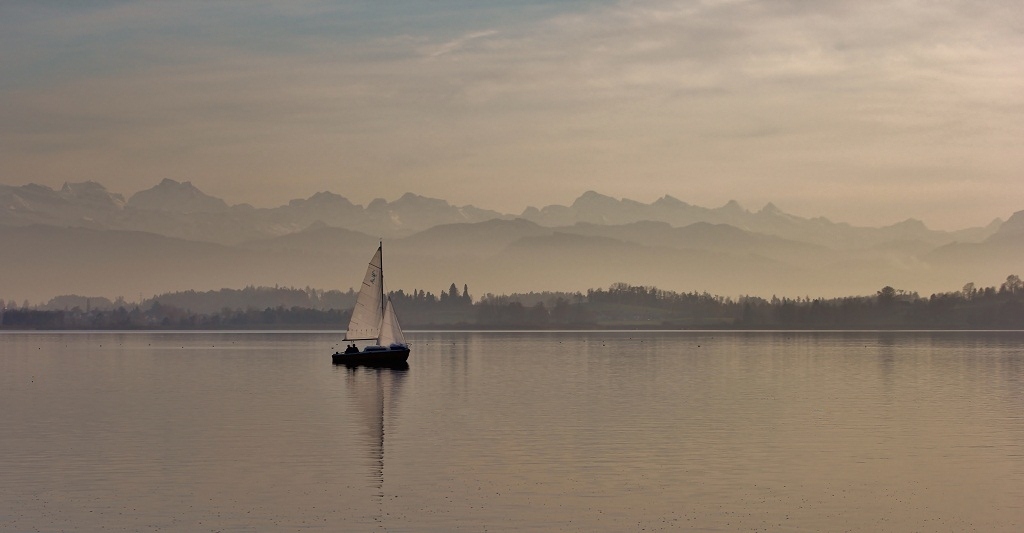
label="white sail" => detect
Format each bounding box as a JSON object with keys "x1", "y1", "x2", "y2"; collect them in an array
[
  {"x1": 377, "y1": 298, "x2": 406, "y2": 347},
  {"x1": 345, "y1": 247, "x2": 384, "y2": 341}
]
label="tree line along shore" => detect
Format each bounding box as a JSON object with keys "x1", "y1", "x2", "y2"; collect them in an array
[{"x1": 2, "y1": 276, "x2": 1022, "y2": 331}]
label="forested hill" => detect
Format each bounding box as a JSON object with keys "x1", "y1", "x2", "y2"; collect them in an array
[{"x1": 2, "y1": 277, "x2": 1022, "y2": 330}]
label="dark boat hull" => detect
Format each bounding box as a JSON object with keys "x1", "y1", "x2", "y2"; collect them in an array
[{"x1": 332, "y1": 348, "x2": 410, "y2": 367}]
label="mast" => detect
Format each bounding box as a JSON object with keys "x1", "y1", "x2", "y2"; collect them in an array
[{"x1": 379, "y1": 240, "x2": 385, "y2": 323}]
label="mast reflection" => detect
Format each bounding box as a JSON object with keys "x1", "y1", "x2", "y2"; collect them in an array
[{"x1": 343, "y1": 364, "x2": 408, "y2": 501}]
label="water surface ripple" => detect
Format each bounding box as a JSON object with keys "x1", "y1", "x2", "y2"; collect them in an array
[{"x1": 1, "y1": 331, "x2": 1021, "y2": 531}]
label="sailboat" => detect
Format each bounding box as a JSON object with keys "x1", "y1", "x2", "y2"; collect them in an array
[{"x1": 332, "y1": 243, "x2": 411, "y2": 366}]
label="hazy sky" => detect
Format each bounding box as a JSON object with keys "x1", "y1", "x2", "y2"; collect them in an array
[{"x1": 2, "y1": 0, "x2": 1021, "y2": 229}]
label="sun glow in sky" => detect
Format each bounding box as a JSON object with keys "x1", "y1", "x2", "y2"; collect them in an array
[{"x1": 2, "y1": 0, "x2": 1022, "y2": 229}]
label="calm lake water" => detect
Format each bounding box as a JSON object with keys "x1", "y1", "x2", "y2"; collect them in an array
[{"x1": 1, "y1": 330, "x2": 1022, "y2": 532}]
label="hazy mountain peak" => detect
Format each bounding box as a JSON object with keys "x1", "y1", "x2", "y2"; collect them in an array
[
  {"x1": 719, "y1": 200, "x2": 745, "y2": 212},
  {"x1": 654, "y1": 195, "x2": 691, "y2": 208},
  {"x1": 572, "y1": 190, "x2": 618, "y2": 207},
  {"x1": 310, "y1": 191, "x2": 347, "y2": 202},
  {"x1": 128, "y1": 179, "x2": 229, "y2": 213},
  {"x1": 988, "y1": 209, "x2": 1024, "y2": 241},
  {"x1": 58, "y1": 181, "x2": 125, "y2": 209},
  {"x1": 364, "y1": 193, "x2": 452, "y2": 212},
  {"x1": 392, "y1": 192, "x2": 450, "y2": 208},
  {"x1": 759, "y1": 202, "x2": 781, "y2": 215},
  {"x1": 1005, "y1": 209, "x2": 1024, "y2": 226},
  {"x1": 59, "y1": 180, "x2": 102, "y2": 194},
  {"x1": 287, "y1": 191, "x2": 354, "y2": 209},
  {"x1": 886, "y1": 218, "x2": 929, "y2": 231},
  {"x1": 344, "y1": 192, "x2": 508, "y2": 235},
  {"x1": 18, "y1": 183, "x2": 53, "y2": 195}
]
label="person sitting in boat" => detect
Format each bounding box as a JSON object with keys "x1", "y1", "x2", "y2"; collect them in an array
[{"x1": 344, "y1": 343, "x2": 359, "y2": 354}]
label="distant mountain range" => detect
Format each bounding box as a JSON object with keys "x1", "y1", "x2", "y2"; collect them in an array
[
  {"x1": 1, "y1": 179, "x2": 1020, "y2": 304},
  {"x1": 0, "y1": 179, "x2": 507, "y2": 244},
  {"x1": 1, "y1": 178, "x2": 1004, "y2": 245}
]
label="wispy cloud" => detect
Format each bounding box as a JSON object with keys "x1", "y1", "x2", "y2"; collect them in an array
[{"x1": 424, "y1": 30, "x2": 500, "y2": 58}]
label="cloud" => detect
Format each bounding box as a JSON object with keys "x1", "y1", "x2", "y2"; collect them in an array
[
  {"x1": 0, "y1": 0, "x2": 1021, "y2": 228},
  {"x1": 424, "y1": 30, "x2": 500, "y2": 58}
]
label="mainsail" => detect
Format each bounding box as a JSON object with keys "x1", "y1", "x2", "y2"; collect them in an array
[{"x1": 345, "y1": 247, "x2": 384, "y2": 341}]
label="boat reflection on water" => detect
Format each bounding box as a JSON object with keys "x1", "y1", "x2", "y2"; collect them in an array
[
  {"x1": 341, "y1": 364, "x2": 408, "y2": 502},
  {"x1": 336, "y1": 360, "x2": 409, "y2": 371}
]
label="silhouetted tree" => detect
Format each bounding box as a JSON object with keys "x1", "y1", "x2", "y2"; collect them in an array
[
  {"x1": 877, "y1": 286, "x2": 897, "y2": 306},
  {"x1": 1001, "y1": 274, "x2": 1022, "y2": 295}
]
